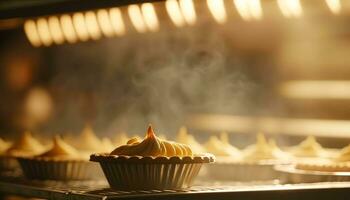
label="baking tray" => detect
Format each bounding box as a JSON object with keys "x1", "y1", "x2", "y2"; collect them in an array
[{"x1": 0, "y1": 173, "x2": 350, "y2": 200}]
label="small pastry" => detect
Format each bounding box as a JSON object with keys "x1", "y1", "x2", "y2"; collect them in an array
[
  {"x1": 176, "y1": 126, "x2": 204, "y2": 154},
  {"x1": 289, "y1": 136, "x2": 327, "y2": 158},
  {"x1": 204, "y1": 134, "x2": 241, "y2": 159},
  {"x1": 74, "y1": 126, "x2": 103, "y2": 156},
  {"x1": 6, "y1": 131, "x2": 45, "y2": 157},
  {"x1": 101, "y1": 137, "x2": 115, "y2": 152},
  {"x1": 17, "y1": 136, "x2": 102, "y2": 180},
  {"x1": 0, "y1": 138, "x2": 11, "y2": 154},
  {"x1": 91, "y1": 125, "x2": 214, "y2": 190},
  {"x1": 243, "y1": 133, "x2": 288, "y2": 162},
  {"x1": 0, "y1": 138, "x2": 13, "y2": 171}
]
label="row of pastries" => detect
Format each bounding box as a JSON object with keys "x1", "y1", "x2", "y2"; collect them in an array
[
  {"x1": 1, "y1": 126, "x2": 350, "y2": 187},
  {"x1": 1, "y1": 126, "x2": 349, "y2": 163}
]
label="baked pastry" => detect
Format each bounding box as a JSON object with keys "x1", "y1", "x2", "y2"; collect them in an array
[
  {"x1": 91, "y1": 125, "x2": 214, "y2": 190},
  {"x1": 206, "y1": 133, "x2": 290, "y2": 181},
  {"x1": 74, "y1": 126, "x2": 104, "y2": 157},
  {"x1": 18, "y1": 136, "x2": 102, "y2": 180},
  {"x1": 0, "y1": 132, "x2": 45, "y2": 172},
  {"x1": 176, "y1": 126, "x2": 204, "y2": 154},
  {"x1": 6, "y1": 131, "x2": 45, "y2": 157},
  {"x1": 243, "y1": 133, "x2": 288, "y2": 162},
  {"x1": 204, "y1": 133, "x2": 241, "y2": 159},
  {"x1": 289, "y1": 136, "x2": 327, "y2": 158},
  {"x1": 0, "y1": 138, "x2": 11, "y2": 154}
]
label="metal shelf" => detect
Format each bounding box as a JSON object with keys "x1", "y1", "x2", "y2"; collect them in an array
[{"x1": 1, "y1": 174, "x2": 350, "y2": 200}]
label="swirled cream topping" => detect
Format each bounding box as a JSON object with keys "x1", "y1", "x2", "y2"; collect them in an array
[
  {"x1": 243, "y1": 133, "x2": 287, "y2": 161},
  {"x1": 39, "y1": 136, "x2": 80, "y2": 159},
  {"x1": 176, "y1": 126, "x2": 204, "y2": 154},
  {"x1": 205, "y1": 132, "x2": 241, "y2": 158},
  {"x1": 111, "y1": 126, "x2": 193, "y2": 157},
  {"x1": 290, "y1": 136, "x2": 325, "y2": 157},
  {"x1": 6, "y1": 132, "x2": 45, "y2": 157},
  {"x1": 335, "y1": 145, "x2": 350, "y2": 162}
]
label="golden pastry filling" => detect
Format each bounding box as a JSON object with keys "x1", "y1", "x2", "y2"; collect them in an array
[{"x1": 111, "y1": 126, "x2": 193, "y2": 157}]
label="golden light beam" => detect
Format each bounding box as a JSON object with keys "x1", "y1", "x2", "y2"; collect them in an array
[
  {"x1": 179, "y1": 0, "x2": 197, "y2": 25},
  {"x1": 36, "y1": 18, "x2": 53, "y2": 46},
  {"x1": 277, "y1": 0, "x2": 303, "y2": 18},
  {"x1": 48, "y1": 16, "x2": 65, "y2": 44},
  {"x1": 97, "y1": 9, "x2": 114, "y2": 37},
  {"x1": 141, "y1": 3, "x2": 160, "y2": 32},
  {"x1": 109, "y1": 8, "x2": 126, "y2": 36},
  {"x1": 24, "y1": 20, "x2": 42, "y2": 47},
  {"x1": 128, "y1": 5, "x2": 147, "y2": 33},
  {"x1": 60, "y1": 14, "x2": 78, "y2": 43},
  {"x1": 326, "y1": 0, "x2": 341, "y2": 14},
  {"x1": 166, "y1": 0, "x2": 186, "y2": 27},
  {"x1": 207, "y1": 0, "x2": 227, "y2": 24},
  {"x1": 85, "y1": 11, "x2": 102, "y2": 40},
  {"x1": 73, "y1": 12, "x2": 90, "y2": 41},
  {"x1": 280, "y1": 80, "x2": 350, "y2": 99}
]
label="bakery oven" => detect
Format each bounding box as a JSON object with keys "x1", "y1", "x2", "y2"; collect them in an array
[{"x1": 1, "y1": 0, "x2": 350, "y2": 199}]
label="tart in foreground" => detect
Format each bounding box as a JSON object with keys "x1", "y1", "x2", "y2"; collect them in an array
[{"x1": 90, "y1": 125, "x2": 215, "y2": 190}]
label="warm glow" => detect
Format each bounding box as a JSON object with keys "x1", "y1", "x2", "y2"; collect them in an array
[
  {"x1": 60, "y1": 15, "x2": 78, "y2": 43},
  {"x1": 207, "y1": 0, "x2": 227, "y2": 24},
  {"x1": 280, "y1": 80, "x2": 350, "y2": 99},
  {"x1": 128, "y1": 5, "x2": 147, "y2": 33},
  {"x1": 141, "y1": 3, "x2": 160, "y2": 32},
  {"x1": 85, "y1": 11, "x2": 102, "y2": 40},
  {"x1": 73, "y1": 12, "x2": 90, "y2": 41},
  {"x1": 179, "y1": 0, "x2": 197, "y2": 25},
  {"x1": 97, "y1": 9, "x2": 114, "y2": 37},
  {"x1": 326, "y1": 0, "x2": 341, "y2": 14},
  {"x1": 109, "y1": 8, "x2": 126, "y2": 36},
  {"x1": 166, "y1": 0, "x2": 186, "y2": 27},
  {"x1": 234, "y1": 0, "x2": 263, "y2": 21},
  {"x1": 277, "y1": 0, "x2": 303, "y2": 18},
  {"x1": 48, "y1": 16, "x2": 64, "y2": 44},
  {"x1": 36, "y1": 18, "x2": 53, "y2": 46},
  {"x1": 24, "y1": 20, "x2": 42, "y2": 47},
  {"x1": 189, "y1": 114, "x2": 350, "y2": 138}
]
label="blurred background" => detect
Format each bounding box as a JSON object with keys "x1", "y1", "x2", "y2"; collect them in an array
[{"x1": 1, "y1": 0, "x2": 350, "y2": 147}]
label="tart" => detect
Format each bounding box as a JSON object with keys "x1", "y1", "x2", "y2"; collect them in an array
[
  {"x1": 207, "y1": 133, "x2": 290, "y2": 181},
  {"x1": 91, "y1": 125, "x2": 214, "y2": 190},
  {"x1": 288, "y1": 136, "x2": 328, "y2": 159},
  {"x1": 176, "y1": 126, "x2": 205, "y2": 154},
  {"x1": 74, "y1": 126, "x2": 105, "y2": 157},
  {"x1": 0, "y1": 132, "x2": 45, "y2": 172},
  {"x1": 204, "y1": 132, "x2": 241, "y2": 159},
  {"x1": 18, "y1": 136, "x2": 103, "y2": 180}
]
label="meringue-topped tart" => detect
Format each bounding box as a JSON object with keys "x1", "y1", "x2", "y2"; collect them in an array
[
  {"x1": 243, "y1": 133, "x2": 289, "y2": 162},
  {"x1": 0, "y1": 138, "x2": 11, "y2": 154},
  {"x1": 75, "y1": 126, "x2": 103, "y2": 153},
  {"x1": 38, "y1": 136, "x2": 81, "y2": 160},
  {"x1": 289, "y1": 136, "x2": 326, "y2": 158},
  {"x1": 90, "y1": 125, "x2": 214, "y2": 190},
  {"x1": 6, "y1": 131, "x2": 46, "y2": 157},
  {"x1": 17, "y1": 136, "x2": 103, "y2": 180}
]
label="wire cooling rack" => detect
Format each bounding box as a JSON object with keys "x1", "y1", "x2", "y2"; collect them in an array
[{"x1": 1, "y1": 174, "x2": 350, "y2": 200}]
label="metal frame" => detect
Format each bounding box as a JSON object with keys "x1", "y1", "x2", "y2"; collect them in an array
[{"x1": 1, "y1": 175, "x2": 350, "y2": 200}]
